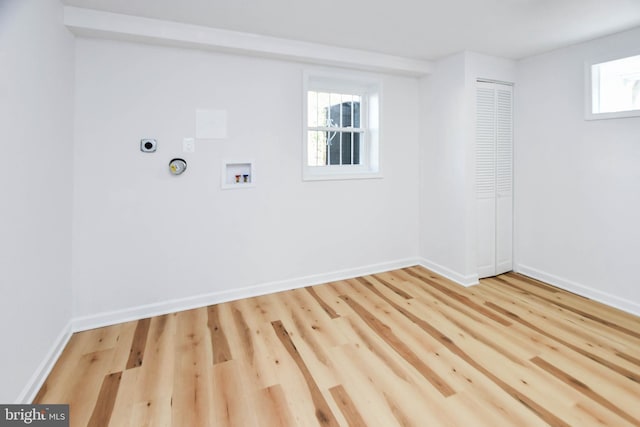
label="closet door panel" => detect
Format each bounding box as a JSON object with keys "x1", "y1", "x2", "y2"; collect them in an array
[
  {"x1": 476, "y1": 83, "x2": 497, "y2": 279},
  {"x1": 496, "y1": 195, "x2": 513, "y2": 274},
  {"x1": 477, "y1": 198, "x2": 496, "y2": 278},
  {"x1": 496, "y1": 86, "x2": 513, "y2": 274}
]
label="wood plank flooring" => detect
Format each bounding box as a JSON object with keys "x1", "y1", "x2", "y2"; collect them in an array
[{"x1": 34, "y1": 267, "x2": 640, "y2": 426}]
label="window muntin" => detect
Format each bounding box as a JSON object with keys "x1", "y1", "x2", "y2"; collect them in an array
[
  {"x1": 303, "y1": 71, "x2": 381, "y2": 180},
  {"x1": 588, "y1": 54, "x2": 640, "y2": 119}
]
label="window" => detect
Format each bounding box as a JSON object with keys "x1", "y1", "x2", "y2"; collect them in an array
[
  {"x1": 587, "y1": 53, "x2": 640, "y2": 120},
  {"x1": 307, "y1": 93, "x2": 361, "y2": 166},
  {"x1": 303, "y1": 71, "x2": 381, "y2": 180}
]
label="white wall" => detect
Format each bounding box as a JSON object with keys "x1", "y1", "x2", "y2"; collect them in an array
[
  {"x1": 0, "y1": 0, "x2": 75, "y2": 402},
  {"x1": 515, "y1": 27, "x2": 640, "y2": 314},
  {"x1": 419, "y1": 53, "x2": 471, "y2": 282},
  {"x1": 72, "y1": 38, "x2": 421, "y2": 323},
  {"x1": 419, "y1": 51, "x2": 515, "y2": 284}
]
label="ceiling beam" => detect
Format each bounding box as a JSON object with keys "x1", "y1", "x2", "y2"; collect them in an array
[{"x1": 64, "y1": 7, "x2": 433, "y2": 76}]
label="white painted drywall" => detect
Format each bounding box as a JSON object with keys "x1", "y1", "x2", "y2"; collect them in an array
[
  {"x1": 0, "y1": 0, "x2": 75, "y2": 402},
  {"x1": 515, "y1": 27, "x2": 640, "y2": 314},
  {"x1": 71, "y1": 38, "x2": 420, "y2": 319},
  {"x1": 419, "y1": 52, "x2": 515, "y2": 284},
  {"x1": 419, "y1": 53, "x2": 471, "y2": 282},
  {"x1": 62, "y1": 6, "x2": 433, "y2": 77}
]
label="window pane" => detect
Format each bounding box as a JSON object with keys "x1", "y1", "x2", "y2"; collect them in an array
[
  {"x1": 317, "y1": 92, "x2": 331, "y2": 127},
  {"x1": 307, "y1": 130, "x2": 327, "y2": 166},
  {"x1": 309, "y1": 91, "x2": 362, "y2": 129},
  {"x1": 353, "y1": 97, "x2": 361, "y2": 128},
  {"x1": 329, "y1": 102, "x2": 342, "y2": 130},
  {"x1": 327, "y1": 130, "x2": 340, "y2": 165},
  {"x1": 353, "y1": 132, "x2": 360, "y2": 165},
  {"x1": 342, "y1": 132, "x2": 352, "y2": 164},
  {"x1": 326, "y1": 100, "x2": 361, "y2": 129},
  {"x1": 342, "y1": 132, "x2": 360, "y2": 165},
  {"x1": 322, "y1": 132, "x2": 362, "y2": 165},
  {"x1": 593, "y1": 54, "x2": 640, "y2": 114},
  {"x1": 329, "y1": 93, "x2": 341, "y2": 127},
  {"x1": 307, "y1": 91, "x2": 318, "y2": 127}
]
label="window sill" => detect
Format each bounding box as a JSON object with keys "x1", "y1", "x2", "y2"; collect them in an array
[
  {"x1": 302, "y1": 171, "x2": 383, "y2": 182},
  {"x1": 585, "y1": 109, "x2": 640, "y2": 121}
]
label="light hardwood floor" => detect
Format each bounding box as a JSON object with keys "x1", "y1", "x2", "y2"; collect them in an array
[{"x1": 34, "y1": 267, "x2": 640, "y2": 426}]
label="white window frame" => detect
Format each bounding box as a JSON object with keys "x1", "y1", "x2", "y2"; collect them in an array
[
  {"x1": 585, "y1": 51, "x2": 640, "y2": 120},
  {"x1": 303, "y1": 70, "x2": 382, "y2": 181}
]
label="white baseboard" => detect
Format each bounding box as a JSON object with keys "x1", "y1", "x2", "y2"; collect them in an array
[
  {"x1": 72, "y1": 257, "x2": 421, "y2": 332},
  {"x1": 16, "y1": 321, "x2": 72, "y2": 404},
  {"x1": 515, "y1": 264, "x2": 640, "y2": 317},
  {"x1": 418, "y1": 258, "x2": 479, "y2": 287}
]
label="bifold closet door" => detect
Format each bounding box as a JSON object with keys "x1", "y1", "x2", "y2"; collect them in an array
[{"x1": 476, "y1": 81, "x2": 513, "y2": 279}]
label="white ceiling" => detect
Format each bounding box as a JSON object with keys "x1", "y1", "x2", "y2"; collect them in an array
[{"x1": 62, "y1": 0, "x2": 640, "y2": 60}]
